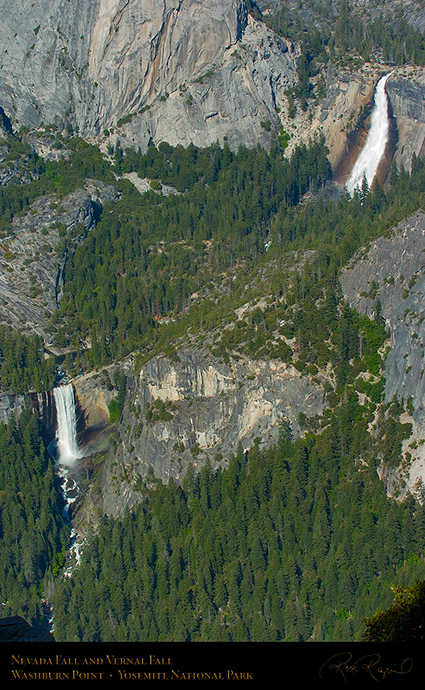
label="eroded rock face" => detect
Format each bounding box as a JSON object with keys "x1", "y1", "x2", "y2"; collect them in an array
[
  {"x1": 73, "y1": 368, "x2": 115, "y2": 436},
  {"x1": 386, "y1": 68, "x2": 425, "y2": 171},
  {"x1": 340, "y1": 210, "x2": 425, "y2": 496},
  {"x1": 0, "y1": 392, "x2": 26, "y2": 425},
  {"x1": 1, "y1": 1, "x2": 424, "y2": 170},
  {"x1": 341, "y1": 210, "x2": 425, "y2": 410},
  {"x1": 0, "y1": 0, "x2": 296, "y2": 152},
  {"x1": 283, "y1": 64, "x2": 425, "y2": 186},
  {"x1": 98, "y1": 349, "x2": 325, "y2": 516},
  {"x1": 0, "y1": 180, "x2": 118, "y2": 339},
  {"x1": 283, "y1": 64, "x2": 383, "y2": 173}
]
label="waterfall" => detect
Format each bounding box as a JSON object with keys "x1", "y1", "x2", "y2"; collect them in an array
[
  {"x1": 53, "y1": 384, "x2": 81, "y2": 466},
  {"x1": 346, "y1": 71, "x2": 393, "y2": 197},
  {"x1": 51, "y1": 383, "x2": 84, "y2": 588}
]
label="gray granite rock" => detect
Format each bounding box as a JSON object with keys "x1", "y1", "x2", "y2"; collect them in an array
[
  {"x1": 0, "y1": 180, "x2": 118, "y2": 339},
  {"x1": 94, "y1": 348, "x2": 325, "y2": 516},
  {"x1": 0, "y1": 0, "x2": 296, "y2": 152}
]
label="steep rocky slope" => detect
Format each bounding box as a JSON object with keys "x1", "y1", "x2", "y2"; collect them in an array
[
  {"x1": 72, "y1": 347, "x2": 325, "y2": 518},
  {"x1": 341, "y1": 210, "x2": 425, "y2": 497},
  {"x1": 1, "y1": 1, "x2": 424, "y2": 172},
  {"x1": 341, "y1": 210, "x2": 425, "y2": 416},
  {"x1": 0, "y1": 180, "x2": 118, "y2": 339},
  {"x1": 1, "y1": 0, "x2": 425, "y2": 525},
  {"x1": 282, "y1": 64, "x2": 425, "y2": 179},
  {"x1": 0, "y1": 0, "x2": 296, "y2": 152},
  {"x1": 387, "y1": 67, "x2": 425, "y2": 170}
]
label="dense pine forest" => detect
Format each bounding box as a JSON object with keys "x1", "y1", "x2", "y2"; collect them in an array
[
  {"x1": 54, "y1": 136, "x2": 332, "y2": 365},
  {"x1": 0, "y1": 410, "x2": 67, "y2": 624},
  {"x1": 0, "y1": 327, "x2": 56, "y2": 393}
]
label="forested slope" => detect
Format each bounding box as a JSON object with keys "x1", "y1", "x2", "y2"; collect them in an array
[
  {"x1": 52, "y1": 392, "x2": 425, "y2": 642},
  {"x1": 50, "y1": 146, "x2": 425, "y2": 642},
  {"x1": 2, "y1": 1, "x2": 425, "y2": 645},
  {"x1": 2, "y1": 128, "x2": 425, "y2": 639},
  {"x1": 0, "y1": 411, "x2": 67, "y2": 626}
]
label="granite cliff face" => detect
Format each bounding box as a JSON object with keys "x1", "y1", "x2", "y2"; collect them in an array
[
  {"x1": 0, "y1": 179, "x2": 118, "y2": 339},
  {"x1": 73, "y1": 349, "x2": 325, "y2": 517},
  {"x1": 386, "y1": 67, "x2": 425, "y2": 171},
  {"x1": 282, "y1": 63, "x2": 383, "y2": 172},
  {"x1": 284, "y1": 64, "x2": 425, "y2": 182},
  {"x1": 340, "y1": 210, "x2": 425, "y2": 497},
  {"x1": 0, "y1": 0, "x2": 296, "y2": 152},
  {"x1": 341, "y1": 210, "x2": 425, "y2": 413},
  {"x1": 0, "y1": 1, "x2": 424, "y2": 169}
]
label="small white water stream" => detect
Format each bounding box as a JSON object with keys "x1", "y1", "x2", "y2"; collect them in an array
[{"x1": 346, "y1": 71, "x2": 394, "y2": 197}]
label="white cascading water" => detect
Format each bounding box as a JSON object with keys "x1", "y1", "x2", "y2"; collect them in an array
[
  {"x1": 346, "y1": 71, "x2": 394, "y2": 197},
  {"x1": 52, "y1": 383, "x2": 84, "y2": 584},
  {"x1": 53, "y1": 383, "x2": 81, "y2": 465}
]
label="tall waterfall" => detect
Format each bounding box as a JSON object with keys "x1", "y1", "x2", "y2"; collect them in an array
[
  {"x1": 53, "y1": 384, "x2": 81, "y2": 465},
  {"x1": 346, "y1": 71, "x2": 393, "y2": 197}
]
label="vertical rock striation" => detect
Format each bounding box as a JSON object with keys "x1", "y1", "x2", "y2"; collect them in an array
[
  {"x1": 386, "y1": 68, "x2": 425, "y2": 172},
  {"x1": 340, "y1": 210, "x2": 425, "y2": 497},
  {"x1": 0, "y1": 0, "x2": 296, "y2": 151},
  {"x1": 96, "y1": 349, "x2": 325, "y2": 516}
]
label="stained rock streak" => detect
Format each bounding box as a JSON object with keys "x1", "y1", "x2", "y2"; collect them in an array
[{"x1": 346, "y1": 72, "x2": 393, "y2": 196}]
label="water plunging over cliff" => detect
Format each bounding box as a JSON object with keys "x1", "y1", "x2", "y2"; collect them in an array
[
  {"x1": 53, "y1": 384, "x2": 81, "y2": 466},
  {"x1": 346, "y1": 72, "x2": 393, "y2": 197},
  {"x1": 50, "y1": 384, "x2": 84, "y2": 583}
]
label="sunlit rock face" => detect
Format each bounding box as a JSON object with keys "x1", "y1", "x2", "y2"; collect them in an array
[
  {"x1": 0, "y1": 0, "x2": 296, "y2": 151},
  {"x1": 340, "y1": 210, "x2": 425, "y2": 498},
  {"x1": 281, "y1": 63, "x2": 425, "y2": 189},
  {"x1": 96, "y1": 348, "x2": 325, "y2": 516},
  {"x1": 1, "y1": 1, "x2": 424, "y2": 167},
  {"x1": 386, "y1": 68, "x2": 425, "y2": 172},
  {"x1": 0, "y1": 181, "x2": 117, "y2": 340}
]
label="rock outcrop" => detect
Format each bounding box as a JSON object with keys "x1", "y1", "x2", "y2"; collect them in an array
[
  {"x1": 0, "y1": 0, "x2": 296, "y2": 152},
  {"x1": 386, "y1": 67, "x2": 425, "y2": 171},
  {"x1": 73, "y1": 366, "x2": 116, "y2": 452},
  {"x1": 340, "y1": 210, "x2": 425, "y2": 497},
  {"x1": 0, "y1": 180, "x2": 118, "y2": 339},
  {"x1": 283, "y1": 63, "x2": 384, "y2": 173},
  {"x1": 0, "y1": 392, "x2": 27, "y2": 425},
  {"x1": 94, "y1": 348, "x2": 325, "y2": 516}
]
